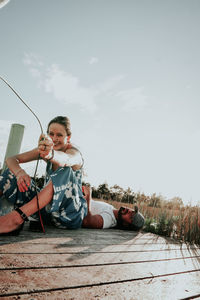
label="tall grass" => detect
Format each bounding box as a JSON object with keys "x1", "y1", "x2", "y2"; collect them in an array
[{"x1": 102, "y1": 199, "x2": 200, "y2": 245}]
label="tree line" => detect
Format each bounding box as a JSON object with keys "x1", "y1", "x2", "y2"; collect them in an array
[{"x1": 90, "y1": 182, "x2": 184, "y2": 209}]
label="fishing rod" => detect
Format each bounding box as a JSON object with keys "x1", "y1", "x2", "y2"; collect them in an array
[
  {"x1": 0, "y1": 76, "x2": 45, "y2": 233},
  {"x1": 0, "y1": 76, "x2": 44, "y2": 133}
]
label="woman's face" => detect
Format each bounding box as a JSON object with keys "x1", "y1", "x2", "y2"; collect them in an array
[{"x1": 48, "y1": 123, "x2": 68, "y2": 151}]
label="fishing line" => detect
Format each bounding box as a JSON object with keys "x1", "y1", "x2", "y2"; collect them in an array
[{"x1": 0, "y1": 76, "x2": 45, "y2": 233}]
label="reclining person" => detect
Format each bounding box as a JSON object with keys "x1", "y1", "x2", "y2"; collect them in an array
[{"x1": 82, "y1": 185, "x2": 145, "y2": 231}]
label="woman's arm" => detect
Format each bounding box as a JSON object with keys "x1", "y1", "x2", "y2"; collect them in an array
[
  {"x1": 38, "y1": 134, "x2": 83, "y2": 171},
  {"x1": 6, "y1": 148, "x2": 39, "y2": 192},
  {"x1": 6, "y1": 148, "x2": 39, "y2": 172},
  {"x1": 82, "y1": 185, "x2": 92, "y2": 213},
  {"x1": 50, "y1": 148, "x2": 83, "y2": 171}
]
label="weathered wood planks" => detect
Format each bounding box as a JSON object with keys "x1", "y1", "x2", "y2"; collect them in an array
[{"x1": 0, "y1": 227, "x2": 200, "y2": 299}]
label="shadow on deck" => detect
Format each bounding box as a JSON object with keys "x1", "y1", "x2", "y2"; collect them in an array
[{"x1": 0, "y1": 224, "x2": 200, "y2": 300}]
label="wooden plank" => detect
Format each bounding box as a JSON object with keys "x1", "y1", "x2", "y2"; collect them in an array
[
  {"x1": 0, "y1": 229, "x2": 173, "y2": 245},
  {"x1": 0, "y1": 258, "x2": 200, "y2": 296},
  {"x1": 0, "y1": 241, "x2": 198, "y2": 254},
  {"x1": 1, "y1": 249, "x2": 200, "y2": 269},
  {"x1": 2, "y1": 272, "x2": 200, "y2": 300},
  {"x1": 0, "y1": 236, "x2": 180, "y2": 245},
  {"x1": 0, "y1": 228, "x2": 195, "y2": 245},
  {"x1": 0, "y1": 229, "x2": 198, "y2": 252}
]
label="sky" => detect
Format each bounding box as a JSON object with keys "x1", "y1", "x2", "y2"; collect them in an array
[{"x1": 0, "y1": 0, "x2": 200, "y2": 205}]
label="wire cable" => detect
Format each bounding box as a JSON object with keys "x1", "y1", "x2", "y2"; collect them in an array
[{"x1": 0, "y1": 76, "x2": 45, "y2": 233}]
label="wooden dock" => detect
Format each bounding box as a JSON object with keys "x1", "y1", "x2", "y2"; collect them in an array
[{"x1": 0, "y1": 225, "x2": 200, "y2": 300}]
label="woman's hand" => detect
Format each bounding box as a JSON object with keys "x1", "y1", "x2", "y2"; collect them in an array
[
  {"x1": 16, "y1": 169, "x2": 31, "y2": 192},
  {"x1": 38, "y1": 134, "x2": 54, "y2": 160}
]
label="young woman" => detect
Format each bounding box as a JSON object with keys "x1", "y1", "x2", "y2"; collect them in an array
[{"x1": 0, "y1": 116, "x2": 87, "y2": 234}]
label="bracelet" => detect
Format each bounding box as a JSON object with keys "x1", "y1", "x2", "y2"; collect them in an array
[{"x1": 45, "y1": 149, "x2": 54, "y2": 161}]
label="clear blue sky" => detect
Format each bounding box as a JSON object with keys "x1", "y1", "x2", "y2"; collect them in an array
[{"x1": 0, "y1": 0, "x2": 200, "y2": 205}]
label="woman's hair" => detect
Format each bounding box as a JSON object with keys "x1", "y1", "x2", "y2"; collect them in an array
[{"x1": 47, "y1": 116, "x2": 72, "y2": 136}]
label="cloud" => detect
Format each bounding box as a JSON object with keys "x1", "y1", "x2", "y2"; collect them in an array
[
  {"x1": 116, "y1": 87, "x2": 147, "y2": 111},
  {"x1": 97, "y1": 75, "x2": 125, "y2": 94},
  {"x1": 23, "y1": 53, "x2": 43, "y2": 87},
  {"x1": 0, "y1": 120, "x2": 12, "y2": 134},
  {"x1": 0, "y1": 120, "x2": 13, "y2": 166},
  {"x1": 43, "y1": 64, "x2": 98, "y2": 113},
  {"x1": 0, "y1": 0, "x2": 10, "y2": 9},
  {"x1": 23, "y1": 53, "x2": 147, "y2": 114},
  {"x1": 24, "y1": 55, "x2": 99, "y2": 113},
  {"x1": 89, "y1": 57, "x2": 99, "y2": 65},
  {"x1": 23, "y1": 53, "x2": 44, "y2": 67}
]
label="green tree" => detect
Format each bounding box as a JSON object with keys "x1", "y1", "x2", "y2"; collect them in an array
[
  {"x1": 110, "y1": 184, "x2": 124, "y2": 202},
  {"x1": 122, "y1": 187, "x2": 135, "y2": 204},
  {"x1": 97, "y1": 183, "x2": 110, "y2": 200}
]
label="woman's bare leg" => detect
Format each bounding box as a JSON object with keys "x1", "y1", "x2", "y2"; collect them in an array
[{"x1": 0, "y1": 181, "x2": 54, "y2": 233}]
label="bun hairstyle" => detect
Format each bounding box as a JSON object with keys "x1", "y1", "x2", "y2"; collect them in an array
[{"x1": 47, "y1": 116, "x2": 72, "y2": 136}]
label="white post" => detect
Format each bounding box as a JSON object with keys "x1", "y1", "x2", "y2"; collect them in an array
[{"x1": 2, "y1": 123, "x2": 25, "y2": 171}]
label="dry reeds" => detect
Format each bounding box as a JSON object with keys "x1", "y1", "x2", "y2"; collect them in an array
[{"x1": 103, "y1": 198, "x2": 200, "y2": 245}]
